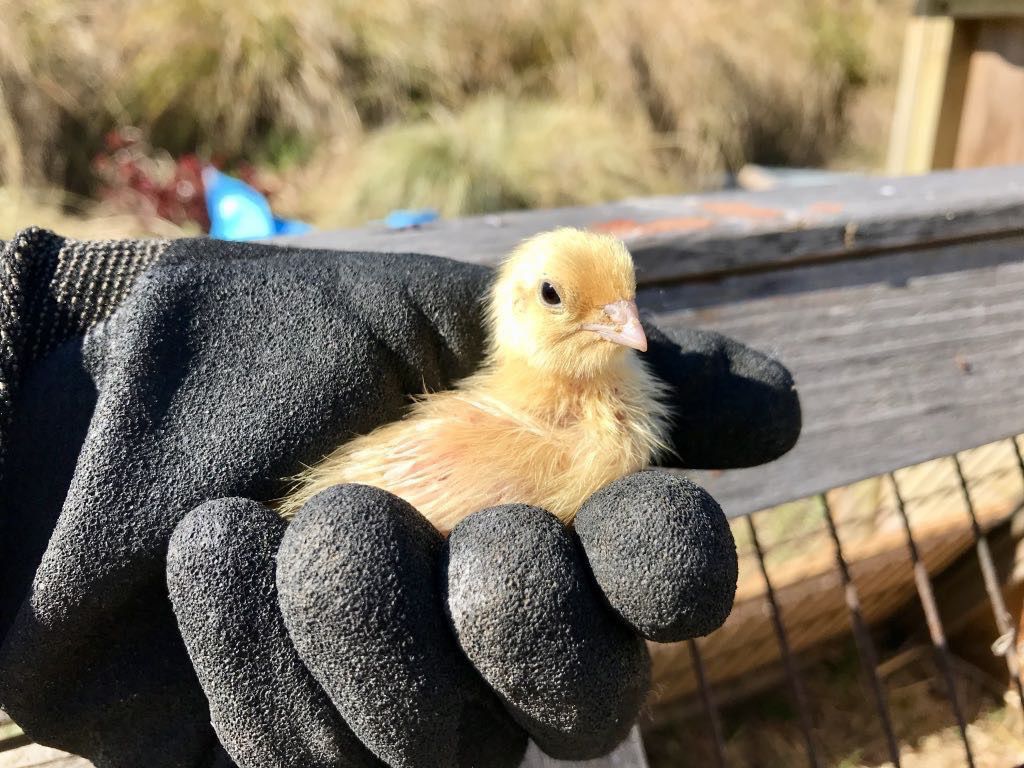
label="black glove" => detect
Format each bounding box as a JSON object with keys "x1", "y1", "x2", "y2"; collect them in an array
[{"x1": 0, "y1": 229, "x2": 799, "y2": 767}]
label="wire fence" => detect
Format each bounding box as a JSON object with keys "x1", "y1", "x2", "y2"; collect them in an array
[{"x1": 669, "y1": 436, "x2": 1024, "y2": 768}]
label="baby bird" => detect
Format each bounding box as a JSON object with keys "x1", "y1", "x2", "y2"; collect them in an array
[{"x1": 278, "y1": 228, "x2": 672, "y2": 534}]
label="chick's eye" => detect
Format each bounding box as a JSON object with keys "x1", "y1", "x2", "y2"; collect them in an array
[{"x1": 540, "y1": 281, "x2": 561, "y2": 307}]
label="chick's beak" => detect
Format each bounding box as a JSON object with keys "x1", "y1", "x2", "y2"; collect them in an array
[{"x1": 582, "y1": 299, "x2": 648, "y2": 352}]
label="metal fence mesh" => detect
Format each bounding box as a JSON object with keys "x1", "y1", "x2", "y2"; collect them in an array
[{"x1": 649, "y1": 436, "x2": 1024, "y2": 767}]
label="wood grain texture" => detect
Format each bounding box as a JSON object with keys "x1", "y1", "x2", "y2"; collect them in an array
[
  {"x1": 955, "y1": 19, "x2": 1024, "y2": 168},
  {"x1": 661, "y1": 237, "x2": 1024, "y2": 517},
  {"x1": 0, "y1": 742, "x2": 91, "y2": 768},
  {"x1": 519, "y1": 728, "x2": 648, "y2": 768},
  {"x1": 279, "y1": 165, "x2": 1024, "y2": 286}
]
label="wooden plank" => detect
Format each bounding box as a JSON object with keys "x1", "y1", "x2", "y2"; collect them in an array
[
  {"x1": 919, "y1": 0, "x2": 1024, "y2": 18},
  {"x1": 931, "y1": 19, "x2": 974, "y2": 168},
  {"x1": 280, "y1": 165, "x2": 1024, "y2": 287},
  {"x1": 0, "y1": 742, "x2": 91, "y2": 768},
  {"x1": 662, "y1": 238, "x2": 1024, "y2": 517},
  {"x1": 954, "y1": 19, "x2": 1024, "y2": 168},
  {"x1": 520, "y1": 729, "x2": 648, "y2": 768},
  {"x1": 0, "y1": 729, "x2": 645, "y2": 768},
  {"x1": 0, "y1": 713, "x2": 28, "y2": 753},
  {"x1": 886, "y1": 14, "x2": 973, "y2": 173},
  {"x1": 0, "y1": 708, "x2": 644, "y2": 767}
]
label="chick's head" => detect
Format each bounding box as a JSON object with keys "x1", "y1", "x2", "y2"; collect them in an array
[{"x1": 487, "y1": 228, "x2": 647, "y2": 379}]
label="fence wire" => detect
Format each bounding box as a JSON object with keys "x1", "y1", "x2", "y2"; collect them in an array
[{"x1": 676, "y1": 436, "x2": 1024, "y2": 767}]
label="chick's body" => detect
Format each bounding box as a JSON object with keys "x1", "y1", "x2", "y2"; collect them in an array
[{"x1": 279, "y1": 229, "x2": 672, "y2": 534}]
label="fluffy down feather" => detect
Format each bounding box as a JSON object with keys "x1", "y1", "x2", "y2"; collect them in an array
[{"x1": 278, "y1": 228, "x2": 672, "y2": 534}]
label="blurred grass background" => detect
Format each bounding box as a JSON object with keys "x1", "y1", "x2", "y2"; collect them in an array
[{"x1": 0, "y1": 0, "x2": 911, "y2": 238}]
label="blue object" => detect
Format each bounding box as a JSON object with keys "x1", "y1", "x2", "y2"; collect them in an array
[
  {"x1": 270, "y1": 217, "x2": 313, "y2": 236},
  {"x1": 203, "y1": 166, "x2": 312, "y2": 240},
  {"x1": 385, "y1": 209, "x2": 439, "y2": 230}
]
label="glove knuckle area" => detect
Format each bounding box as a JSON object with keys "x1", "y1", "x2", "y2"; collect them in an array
[
  {"x1": 446, "y1": 504, "x2": 649, "y2": 761},
  {"x1": 576, "y1": 471, "x2": 738, "y2": 643},
  {"x1": 277, "y1": 484, "x2": 524, "y2": 768},
  {"x1": 643, "y1": 324, "x2": 801, "y2": 468},
  {"x1": 167, "y1": 497, "x2": 379, "y2": 768}
]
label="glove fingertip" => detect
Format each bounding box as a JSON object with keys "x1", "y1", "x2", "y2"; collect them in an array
[
  {"x1": 576, "y1": 471, "x2": 738, "y2": 643},
  {"x1": 277, "y1": 484, "x2": 464, "y2": 768},
  {"x1": 168, "y1": 497, "x2": 378, "y2": 768},
  {"x1": 643, "y1": 323, "x2": 801, "y2": 469},
  {"x1": 447, "y1": 504, "x2": 649, "y2": 760}
]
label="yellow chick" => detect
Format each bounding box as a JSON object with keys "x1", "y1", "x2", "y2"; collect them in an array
[{"x1": 278, "y1": 228, "x2": 672, "y2": 534}]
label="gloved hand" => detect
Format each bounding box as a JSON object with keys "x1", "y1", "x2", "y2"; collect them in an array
[{"x1": 0, "y1": 229, "x2": 800, "y2": 768}]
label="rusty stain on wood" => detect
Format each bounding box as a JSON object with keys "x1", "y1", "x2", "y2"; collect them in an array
[
  {"x1": 955, "y1": 354, "x2": 973, "y2": 373},
  {"x1": 700, "y1": 200, "x2": 784, "y2": 220},
  {"x1": 590, "y1": 217, "x2": 713, "y2": 237},
  {"x1": 805, "y1": 201, "x2": 845, "y2": 215}
]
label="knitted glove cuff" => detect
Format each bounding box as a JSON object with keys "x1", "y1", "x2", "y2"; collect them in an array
[{"x1": 0, "y1": 228, "x2": 167, "y2": 476}]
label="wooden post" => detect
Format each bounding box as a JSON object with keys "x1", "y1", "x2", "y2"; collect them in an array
[
  {"x1": 887, "y1": 0, "x2": 1024, "y2": 173},
  {"x1": 886, "y1": 11, "x2": 973, "y2": 173},
  {"x1": 953, "y1": 19, "x2": 1024, "y2": 167}
]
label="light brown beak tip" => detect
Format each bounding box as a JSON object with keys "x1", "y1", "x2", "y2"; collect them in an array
[{"x1": 582, "y1": 299, "x2": 648, "y2": 352}]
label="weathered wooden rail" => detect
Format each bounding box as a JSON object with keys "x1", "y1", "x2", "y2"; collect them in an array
[
  {"x1": 5, "y1": 165, "x2": 1024, "y2": 767},
  {"x1": 284, "y1": 164, "x2": 1024, "y2": 519},
  {"x1": 284, "y1": 164, "x2": 1024, "y2": 768}
]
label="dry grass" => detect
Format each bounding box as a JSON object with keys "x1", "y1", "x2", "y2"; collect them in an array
[
  {"x1": 294, "y1": 96, "x2": 676, "y2": 226},
  {"x1": 0, "y1": 0, "x2": 360, "y2": 189},
  {"x1": 1, "y1": 0, "x2": 912, "y2": 233},
  {"x1": 0, "y1": 186, "x2": 193, "y2": 240},
  {"x1": 643, "y1": 438, "x2": 1024, "y2": 767},
  {"x1": 645, "y1": 641, "x2": 1024, "y2": 768}
]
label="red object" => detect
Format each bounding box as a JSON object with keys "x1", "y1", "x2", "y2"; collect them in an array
[{"x1": 93, "y1": 128, "x2": 277, "y2": 232}]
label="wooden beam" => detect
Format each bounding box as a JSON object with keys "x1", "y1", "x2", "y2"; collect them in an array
[
  {"x1": 520, "y1": 729, "x2": 648, "y2": 768},
  {"x1": 280, "y1": 165, "x2": 1024, "y2": 287},
  {"x1": 918, "y1": 0, "x2": 1024, "y2": 18},
  {"x1": 887, "y1": 14, "x2": 973, "y2": 173},
  {"x1": 664, "y1": 237, "x2": 1024, "y2": 517},
  {"x1": 954, "y1": 19, "x2": 1024, "y2": 168}
]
